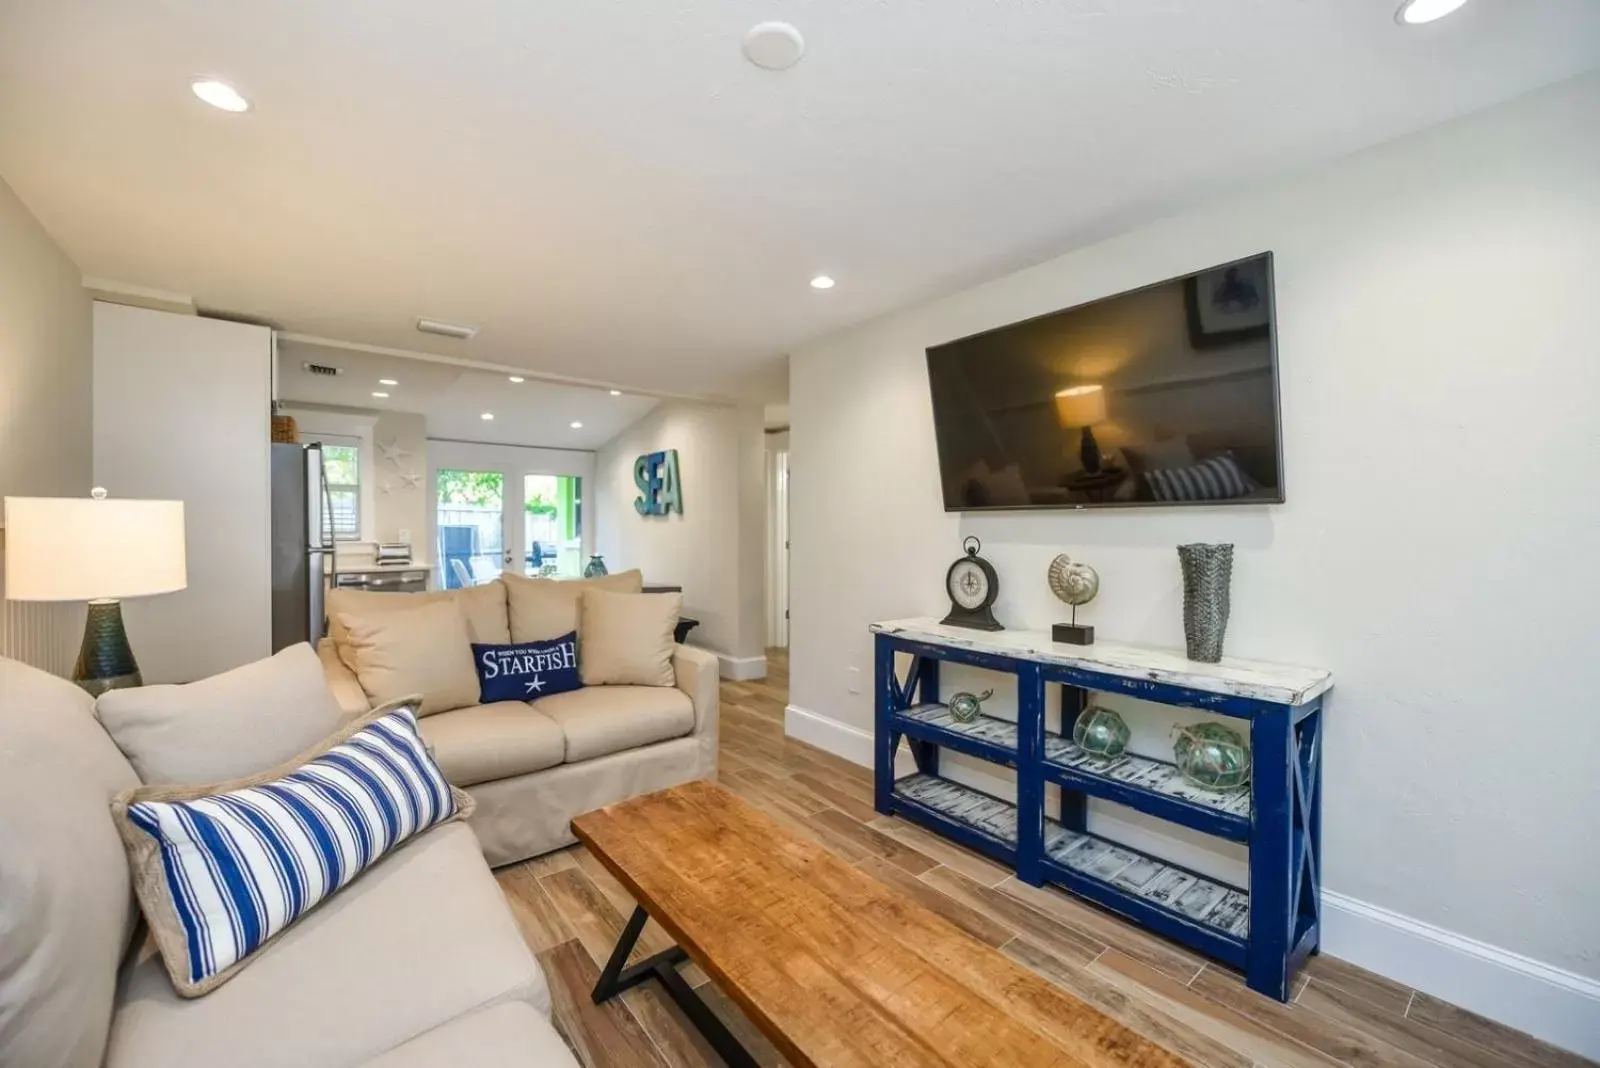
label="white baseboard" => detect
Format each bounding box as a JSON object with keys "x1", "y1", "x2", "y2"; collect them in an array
[
  {"x1": 1320, "y1": 891, "x2": 1600, "y2": 1060},
  {"x1": 783, "y1": 702, "x2": 1600, "y2": 1060},
  {"x1": 718, "y1": 654, "x2": 767, "y2": 681},
  {"x1": 781, "y1": 703, "x2": 914, "y2": 782}
]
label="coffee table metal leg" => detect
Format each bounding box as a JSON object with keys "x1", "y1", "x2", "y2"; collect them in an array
[{"x1": 591, "y1": 906, "x2": 759, "y2": 1068}]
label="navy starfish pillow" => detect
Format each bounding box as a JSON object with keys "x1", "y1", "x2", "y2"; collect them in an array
[{"x1": 471, "y1": 632, "x2": 582, "y2": 703}]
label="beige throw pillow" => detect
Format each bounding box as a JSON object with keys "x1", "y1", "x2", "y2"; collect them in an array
[
  {"x1": 503, "y1": 569, "x2": 643, "y2": 643},
  {"x1": 337, "y1": 600, "x2": 479, "y2": 716},
  {"x1": 579, "y1": 589, "x2": 682, "y2": 687},
  {"x1": 95, "y1": 643, "x2": 346, "y2": 785},
  {"x1": 326, "y1": 581, "x2": 509, "y2": 672}
]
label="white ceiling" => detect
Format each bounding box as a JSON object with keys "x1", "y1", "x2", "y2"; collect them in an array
[
  {"x1": 2, "y1": 2, "x2": 1597, "y2": 397},
  {"x1": 275, "y1": 340, "x2": 659, "y2": 450}
]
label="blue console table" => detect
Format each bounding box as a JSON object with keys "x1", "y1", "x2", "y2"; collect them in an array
[{"x1": 871, "y1": 617, "x2": 1332, "y2": 1002}]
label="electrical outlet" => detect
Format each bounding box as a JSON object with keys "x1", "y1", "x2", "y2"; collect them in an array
[
  {"x1": 846, "y1": 666, "x2": 861, "y2": 695},
  {"x1": 397, "y1": 528, "x2": 410, "y2": 543}
]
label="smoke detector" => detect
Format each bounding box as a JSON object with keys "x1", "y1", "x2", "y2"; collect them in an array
[
  {"x1": 416, "y1": 318, "x2": 479, "y2": 340},
  {"x1": 301, "y1": 362, "x2": 343, "y2": 377},
  {"x1": 743, "y1": 22, "x2": 805, "y2": 71}
]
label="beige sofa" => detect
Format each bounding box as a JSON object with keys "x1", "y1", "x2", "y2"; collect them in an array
[
  {"x1": 319, "y1": 572, "x2": 720, "y2": 867},
  {"x1": 0, "y1": 655, "x2": 579, "y2": 1068}
]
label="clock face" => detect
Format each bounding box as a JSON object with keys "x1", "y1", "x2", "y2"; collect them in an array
[{"x1": 948, "y1": 559, "x2": 991, "y2": 610}]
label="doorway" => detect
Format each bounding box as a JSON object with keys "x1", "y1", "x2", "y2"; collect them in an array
[
  {"x1": 766, "y1": 435, "x2": 789, "y2": 648},
  {"x1": 429, "y1": 441, "x2": 593, "y2": 589}
]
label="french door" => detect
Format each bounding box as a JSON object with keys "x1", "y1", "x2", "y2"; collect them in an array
[{"x1": 430, "y1": 443, "x2": 589, "y2": 590}]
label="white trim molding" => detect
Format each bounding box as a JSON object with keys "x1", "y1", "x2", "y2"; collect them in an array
[
  {"x1": 718, "y1": 654, "x2": 767, "y2": 681},
  {"x1": 782, "y1": 703, "x2": 1600, "y2": 1060},
  {"x1": 1320, "y1": 891, "x2": 1600, "y2": 1060}
]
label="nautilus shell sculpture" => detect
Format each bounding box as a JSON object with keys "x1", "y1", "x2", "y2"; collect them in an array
[{"x1": 1047, "y1": 554, "x2": 1100, "y2": 606}]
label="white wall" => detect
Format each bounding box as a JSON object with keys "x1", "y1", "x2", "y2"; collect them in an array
[
  {"x1": 594, "y1": 400, "x2": 766, "y2": 674},
  {"x1": 93, "y1": 302, "x2": 273, "y2": 683},
  {"x1": 0, "y1": 175, "x2": 91, "y2": 672},
  {"x1": 789, "y1": 72, "x2": 1600, "y2": 1053}
]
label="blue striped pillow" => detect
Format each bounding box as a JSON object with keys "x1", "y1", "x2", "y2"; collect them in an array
[
  {"x1": 1144, "y1": 453, "x2": 1256, "y2": 503},
  {"x1": 112, "y1": 699, "x2": 471, "y2": 996}
]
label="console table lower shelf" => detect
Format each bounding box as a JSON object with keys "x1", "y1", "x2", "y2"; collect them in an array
[{"x1": 889, "y1": 772, "x2": 1251, "y2": 970}]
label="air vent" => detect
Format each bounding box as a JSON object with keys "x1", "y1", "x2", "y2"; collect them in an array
[
  {"x1": 302, "y1": 362, "x2": 343, "y2": 377},
  {"x1": 416, "y1": 318, "x2": 479, "y2": 340}
]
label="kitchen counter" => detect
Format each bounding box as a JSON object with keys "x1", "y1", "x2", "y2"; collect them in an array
[{"x1": 332, "y1": 560, "x2": 431, "y2": 574}]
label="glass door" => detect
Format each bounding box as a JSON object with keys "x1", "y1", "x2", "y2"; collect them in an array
[
  {"x1": 435, "y1": 469, "x2": 507, "y2": 590},
  {"x1": 520, "y1": 474, "x2": 584, "y2": 578}
]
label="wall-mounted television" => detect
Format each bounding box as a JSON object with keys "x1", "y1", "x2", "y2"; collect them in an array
[{"x1": 925, "y1": 252, "x2": 1284, "y2": 512}]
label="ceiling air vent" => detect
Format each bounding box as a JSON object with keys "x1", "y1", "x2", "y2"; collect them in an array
[
  {"x1": 302, "y1": 362, "x2": 343, "y2": 377},
  {"x1": 416, "y1": 318, "x2": 479, "y2": 340}
]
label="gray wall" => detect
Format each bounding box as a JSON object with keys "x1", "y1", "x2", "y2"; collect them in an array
[{"x1": 0, "y1": 175, "x2": 92, "y2": 670}]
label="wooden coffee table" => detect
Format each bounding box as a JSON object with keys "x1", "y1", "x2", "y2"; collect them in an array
[{"x1": 572, "y1": 779, "x2": 1189, "y2": 1067}]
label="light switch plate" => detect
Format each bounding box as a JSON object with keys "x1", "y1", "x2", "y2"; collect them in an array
[{"x1": 846, "y1": 666, "x2": 861, "y2": 695}]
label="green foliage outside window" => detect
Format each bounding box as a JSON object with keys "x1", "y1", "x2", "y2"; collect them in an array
[{"x1": 436, "y1": 469, "x2": 504, "y2": 506}]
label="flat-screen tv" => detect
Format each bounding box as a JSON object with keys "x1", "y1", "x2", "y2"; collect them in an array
[{"x1": 926, "y1": 252, "x2": 1284, "y2": 511}]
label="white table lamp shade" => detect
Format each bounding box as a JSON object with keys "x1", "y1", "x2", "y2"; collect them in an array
[
  {"x1": 3, "y1": 496, "x2": 186, "y2": 602},
  {"x1": 1054, "y1": 384, "x2": 1108, "y2": 428}
]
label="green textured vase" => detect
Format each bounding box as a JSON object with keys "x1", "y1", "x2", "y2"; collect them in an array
[{"x1": 72, "y1": 599, "x2": 142, "y2": 696}]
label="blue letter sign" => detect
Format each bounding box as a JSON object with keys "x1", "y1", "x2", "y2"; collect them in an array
[{"x1": 633, "y1": 449, "x2": 682, "y2": 516}]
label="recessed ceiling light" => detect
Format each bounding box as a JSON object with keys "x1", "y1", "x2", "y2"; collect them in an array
[
  {"x1": 371, "y1": 391, "x2": 389, "y2": 399},
  {"x1": 1396, "y1": 0, "x2": 1469, "y2": 24},
  {"x1": 608, "y1": 389, "x2": 622, "y2": 397},
  {"x1": 508, "y1": 376, "x2": 525, "y2": 383},
  {"x1": 481, "y1": 412, "x2": 495, "y2": 421},
  {"x1": 191, "y1": 79, "x2": 250, "y2": 112},
  {"x1": 569, "y1": 421, "x2": 584, "y2": 429},
  {"x1": 743, "y1": 22, "x2": 805, "y2": 71},
  {"x1": 810, "y1": 275, "x2": 836, "y2": 290},
  {"x1": 378, "y1": 378, "x2": 398, "y2": 386}
]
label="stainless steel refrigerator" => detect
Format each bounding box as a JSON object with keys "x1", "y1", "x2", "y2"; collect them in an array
[{"x1": 270, "y1": 442, "x2": 334, "y2": 651}]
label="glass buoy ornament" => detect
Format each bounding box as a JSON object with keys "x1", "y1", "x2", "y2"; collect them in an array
[
  {"x1": 946, "y1": 688, "x2": 993, "y2": 724},
  {"x1": 1173, "y1": 722, "x2": 1251, "y2": 790},
  {"x1": 1072, "y1": 706, "x2": 1130, "y2": 759}
]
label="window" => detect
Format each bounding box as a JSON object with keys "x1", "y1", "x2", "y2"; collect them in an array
[{"x1": 316, "y1": 437, "x2": 362, "y2": 541}]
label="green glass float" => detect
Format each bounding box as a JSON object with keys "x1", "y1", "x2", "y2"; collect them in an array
[
  {"x1": 947, "y1": 688, "x2": 993, "y2": 724},
  {"x1": 1072, "y1": 706, "x2": 1130, "y2": 759},
  {"x1": 1173, "y1": 722, "x2": 1251, "y2": 790}
]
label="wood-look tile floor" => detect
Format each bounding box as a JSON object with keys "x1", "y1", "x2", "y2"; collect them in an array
[{"x1": 497, "y1": 649, "x2": 1591, "y2": 1068}]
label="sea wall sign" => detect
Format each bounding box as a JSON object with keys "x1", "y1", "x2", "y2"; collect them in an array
[{"x1": 634, "y1": 449, "x2": 683, "y2": 516}]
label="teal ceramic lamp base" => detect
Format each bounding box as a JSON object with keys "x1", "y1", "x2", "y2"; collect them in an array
[{"x1": 72, "y1": 599, "x2": 142, "y2": 696}]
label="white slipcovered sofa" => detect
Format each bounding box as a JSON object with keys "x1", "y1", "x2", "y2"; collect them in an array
[
  {"x1": 0, "y1": 653, "x2": 579, "y2": 1068},
  {"x1": 318, "y1": 569, "x2": 721, "y2": 866}
]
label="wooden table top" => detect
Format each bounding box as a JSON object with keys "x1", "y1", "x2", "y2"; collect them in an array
[{"x1": 572, "y1": 779, "x2": 1191, "y2": 1068}]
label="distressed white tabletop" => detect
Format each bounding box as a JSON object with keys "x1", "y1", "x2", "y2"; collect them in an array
[{"x1": 869, "y1": 617, "x2": 1332, "y2": 707}]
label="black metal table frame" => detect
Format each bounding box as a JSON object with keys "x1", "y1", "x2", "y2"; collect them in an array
[{"x1": 591, "y1": 905, "x2": 759, "y2": 1068}]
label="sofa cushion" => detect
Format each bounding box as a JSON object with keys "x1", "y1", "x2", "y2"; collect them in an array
[
  {"x1": 0, "y1": 657, "x2": 141, "y2": 1068},
  {"x1": 360, "y1": 1002, "x2": 575, "y2": 1067},
  {"x1": 579, "y1": 590, "x2": 681, "y2": 687},
  {"x1": 95, "y1": 643, "x2": 344, "y2": 784},
  {"x1": 104, "y1": 822, "x2": 549, "y2": 1068},
  {"x1": 534, "y1": 685, "x2": 695, "y2": 763},
  {"x1": 502, "y1": 568, "x2": 642, "y2": 643},
  {"x1": 419, "y1": 702, "x2": 567, "y2": 786},
  {"x1": 327, "y1": 581, "x2": 510, "y2": 669},
  {"x1": 113, "y1": 701, "x2": 471, "y2": 996},
  {"x1": 339, "y1": 599, "x2": 480, "y2": 715}
]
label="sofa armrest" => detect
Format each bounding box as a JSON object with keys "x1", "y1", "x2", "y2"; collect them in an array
[
  {"x1": 671, "y1": 643, "x2": 719, "y2": 738},
  {"x1": 316, "y1": 638, "x2": 372, "y2": 720}
]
